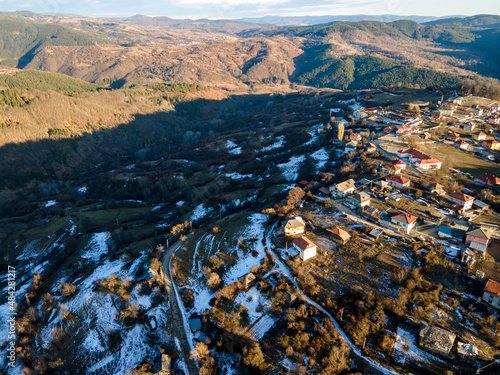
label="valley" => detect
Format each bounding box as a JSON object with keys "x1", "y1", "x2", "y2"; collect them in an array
[{"x1": 0, "y1": 10, "x2": 500, "y2": 375}]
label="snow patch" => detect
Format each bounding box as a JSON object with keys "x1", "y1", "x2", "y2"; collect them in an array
[
  {"x1": 278, "y1": 155, "x2": 306, "y2": 182},
  {"x1": 81, "y1": 232, "x2": 111, "y2": 261},
  {"x1": 226, "y1": 173, "x2": 253, "y2": 180},
  {"x1": 44, "y1": 200, "x2": 57, "y2": 208},
  {"x1": 191, "y1": 204, "x2": 214, "y2": 221}
]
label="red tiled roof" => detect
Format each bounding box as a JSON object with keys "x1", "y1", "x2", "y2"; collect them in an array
[
  {"x1": 386, "y1": 175, "x2": 411, "y2": 185},
  {"x1": 292, "y1": 237, "x2": 316, "y2": 251},
  {"x1": 485, "y1": 279, "x2": 500, "y2": 298},
  {"x1": 392, "y1": 212, "x2": 418, "y2": 225},
  {"x1": 418, "y1": 158, "x2": 442, "y2": 165},
  {"x1": 477, "y1": 174, "x2": 500, "y2": 185},
  {"x1": 409, "y1": 149, "x2": 431, "y2": 160},
  {"x1": 391, "y1": 159, "x2": 406, "y2": 165},
  {"x1": 449, "y1": 191, "x2": 474, "y2": 202},
  {"x1": 398, "y1": 148, "x2": 413, "y2": 154}
]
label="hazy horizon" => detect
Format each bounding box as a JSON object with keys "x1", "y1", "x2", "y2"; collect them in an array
[{"x1": 2, "y1": 0, "x2": 499, "y2": 19}]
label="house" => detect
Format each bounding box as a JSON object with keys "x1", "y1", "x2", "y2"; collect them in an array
[
  {"x1": 346, "y1": 193, "x2": 371, "y2": 209},
  {"x1": 438, "y1": 226, "x2": 466, "y2": 240},
  {"x1": 383, "y1": 164, "x2": 403, "y2": 175},
  {"x1": 350, "y1": 133, "x2": 362, "y2": 142},
  {"x1": 397, "y1": 148, "x2": 413, "y2": 159},
  {"x1": 362, "y1": 205, "x2": 383, "y2": 222},
  {"x1": 344, "y1": 141, "x2": 358, "y2": 153},
  {"x1": 419, "y1": 322, "x2": 456, "y2": 357},
  {"x1": 238, "y1": 273, "x2": 256, "y2": 289},
  {"x1": 465, "y1": 226, "x2": 493, "y2": 253},
  {"x1": 457, "y1": 342, "x2": 479, "y2": 359},
  {"x1": 189, "y1": 317, "x2": 203, "y2": 332},
  {"x1": 329, "y1": 179, "x2": 356, "y2": 199},
  {"x1": 448, "y1": 192, "x2": 475, "y2": 211},
  {"x1": 440, "y1": 105, "x2": 455, "y2": 116},
  {"x1": 455, "y1": 140, "x2": 469, "y2": 150},
  {"x1": 463, "y1": 123, "x2": 476, "y2": 131},
  {"x1": 369, "y1": 228, "x2": 383, "y2": 239},
  {"x1": 414, "y1": 158, "x2": 442, "y2": 170},
  {"x1": 391, "y1": 212, "x2": 418, "y2": 234},
  {"x1": 483, "y1": 279, "x2": 500, "y2": 309},
  {"x1": 390, "y1": 159, "x2": 407, "y2": 169},
  {"x1": 428, "y1": 183, "x2": 446, "y2": 195},
  {"x1": 475, "y1": 173, "x2": 500, "y2": 186},
  {"x1": 487, "y1": 115, "x2": 500, "y2": 125},
  {"x1": 383, "y1": 124, "x2": 396, "y2": 134},
  {"x1": 386, "y1": 175, "x2": 411, "y2": 190},
  {"x1": 461, "y1": 248, "x2": 476, "y2": 267},
  {"x1": 327, "y1": 227, "x2": 351, "y2": 245},
  {"x1": 473, "y1": 108, "x2": 483, "y2": 116},
  {"x1": 374, "y1": 180, "x2": 389, "y2": 190},
  {"x1": 408, "y1": 149, "x2": 432, "y2": 164},
  {"x1": 473, "y1": 132, "x2": 487, "y2": 141},
  {"x1": 366, "y1": 143, "x2": 377, "y2": 154},
  {"x1": 283, "y1": 217, "x2": 306, "y2": 236},
  {"x1": 446, "y1": 132, "x2": 460, "y2": 142},
  {"x1": 453, "y1": 97, "x2": 463, "y2": 105},
  {"x1": 292, "y1": 237, "x2": 317, "y2": 261},
  {"x1": 483, "y1": 139, "x2": 500, "y2": 150}
]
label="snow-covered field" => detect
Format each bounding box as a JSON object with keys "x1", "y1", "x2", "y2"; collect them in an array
[
  {"x1": 311, "y1": 148, "x2": 329, "y2": 172},
  {"x1": 278, "y1": 155, "x2": 306, "y2": 182},
  {"x1": 81, "y1": 232, "x2": 111, "y2": 261},
  {"x1": 0, "y1": 232, "x2": 169, "y2": 375},
  {"x1": 260, "y1": 135, "x2": 285, "y2": 152},
  {"x1": 191, "y1": 203, "x2": 214, "y2": 221}
]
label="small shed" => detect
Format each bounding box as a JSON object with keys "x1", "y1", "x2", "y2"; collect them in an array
[
  {"x1": 189, "y1": 317, "x2": 202, "y2": 333},
  {"x1": 238, "y1": 273, "x2": 256, "y2": 289},
  {"x1": 327, "y1": 227, "x2": 351, "y2": 245}
]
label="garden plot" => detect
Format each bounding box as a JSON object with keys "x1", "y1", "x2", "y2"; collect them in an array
[
  {"x1": 234, "y1": 286, "x2": 270, "y2": 325},
  {"x1": 393, "y1": 327, "x2": 445, "y2": 365}
]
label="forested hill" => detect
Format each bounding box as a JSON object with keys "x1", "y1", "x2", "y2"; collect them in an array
[
  {"x1": 0, "y1": 16, "x2": 103, "y2": 68},
  {"x1": 247, "y1": 19, "x2": 477, "y2": 44},
  {"x1": 423, "y1": 14, "x2": 500, "y2": 28}
]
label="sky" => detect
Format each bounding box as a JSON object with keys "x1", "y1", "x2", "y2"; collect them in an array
[{"x1": 2, "y1": 0, "x2": 500, "y2": 19}]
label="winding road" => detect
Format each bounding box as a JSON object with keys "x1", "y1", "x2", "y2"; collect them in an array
[{"x1": 162, "y1": 237, "x2": 199, "y2": 375}]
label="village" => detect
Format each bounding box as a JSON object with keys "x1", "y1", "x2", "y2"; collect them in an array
[
  {"x1": 162, "y1": 92, "x2": 500, "y2": 375},
  {"x1": 267, "y1": 93, "x2": 500, "y2": 373}
]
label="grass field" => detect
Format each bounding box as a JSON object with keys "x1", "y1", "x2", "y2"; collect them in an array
[{"x1": 418, "y1": 143, "x2": 500, "y2": 177}]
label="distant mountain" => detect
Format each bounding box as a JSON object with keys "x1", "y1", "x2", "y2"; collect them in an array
[
  {"x1": 0, "y1": 16, "x2": 103, "y2": 69},
  {"x1": 423, "y1": 14, "x2": 500, "y2": 28},
  {"x1": 237, "y1": 14, "x2": 460, "y2": 26},
  {"x1": 103, "y1": 14, "x2": 261, "y2": 33}
]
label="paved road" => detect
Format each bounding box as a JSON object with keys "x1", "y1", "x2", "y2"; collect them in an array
[{"x1": 162, "y1": 237, "x2": 199, "y2": 375}]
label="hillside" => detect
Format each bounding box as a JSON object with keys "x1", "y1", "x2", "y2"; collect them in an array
[
  {"x1": 423, "y1": 14, "x2": 500, "y2": 28},
  {"x1": 0, "y1": 16, "x2": 104, "y2": 68},
  {"x1": 0, "y1": 70, "x2": 97, "y2": 93}
]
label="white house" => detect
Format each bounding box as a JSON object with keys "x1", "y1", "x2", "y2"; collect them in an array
[
  {"x1": 391, "y1": 213, "x2": 418, "y2": 234},
  {"x1": 283, "y1": 217, "x2": 306, "y2": 236},
  {"x1": 414, "y1": 158, "x2": 442, "y2": 170},
  {"x1": 386, "y1": 175, "x2": 411, "y2": 190},
  {"x1": 292, "y1": 236, "x2": 317, "y2": 261},
  {"x1": 448, "y1": 192, "x2": 475, "y2": 211},
  {"x1": 329, "y1": 179, "x2": 356, "y2": 199},
  {"x1": 463, "y1": 123, "x2": 476, "y2": 131},
  {"x1": 483, "y1": 279, "x2": 500, "y2": 309}
]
